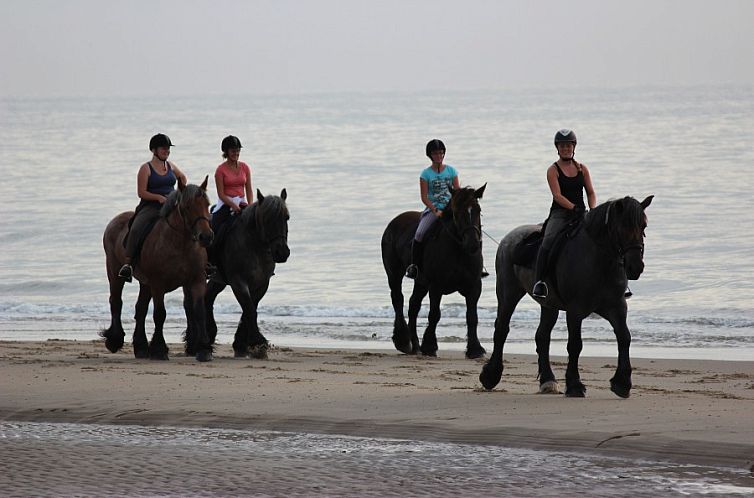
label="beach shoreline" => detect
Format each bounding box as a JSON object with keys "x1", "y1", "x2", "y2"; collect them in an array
[{"x1": 1, "y1": 339, "x2": 753, "y2": 471}]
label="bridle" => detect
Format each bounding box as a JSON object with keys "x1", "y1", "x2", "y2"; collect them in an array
[
  {"x1": 604, "y1": 202, "x2": 645, "y2": 259},
  {"x1": 166, "y1": 192, "x2": 211, "y2": 242},
  {"x1": 446, "y1": 202, "x2": 482, "y2": 250}
]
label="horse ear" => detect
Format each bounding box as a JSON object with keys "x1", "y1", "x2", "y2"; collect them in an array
[
  {"x1": 641, "y1": 195, "x2": 654, "y2": 210},
  {"x1": 475, "y1": 183, "x2": 487, "y2": 199},
  {"x1": 200, "y1": 175, "x2": 208, "y2": 191},
  {"x1": 280, "y1": 188, "x2": 287, "y2": 201},
  {"x1": 257, "y1": 188, "x2": 265, "y2": 204},
  {"x1": 178, "y1": 176, "x2": 187, "y2": 192}
]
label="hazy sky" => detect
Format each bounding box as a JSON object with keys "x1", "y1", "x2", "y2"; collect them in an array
[{"x1": 1, "y1": 0, "x2": 753, "y2": 97}]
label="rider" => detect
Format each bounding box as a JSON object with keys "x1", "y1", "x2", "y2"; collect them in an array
[
  {"x1": 118, "y1": 133, "x2": 188, "y2": 282},
  {"x1": 531, "y1": 129, "x2": 596, "y2": 298},
  {"x1": 405, "y1": 139, "x2": 460, "y2": 279},
  {"x1": 210, "y1": 135, "x2": 253, "y2": 234}
]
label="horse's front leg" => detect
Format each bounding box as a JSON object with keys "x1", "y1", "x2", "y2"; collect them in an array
[
  {"x1": 132, "y1": 283, "x2": 151, "y2": 359},
  {"x1": 420, "y1": 289, "x2": 442, "y2": 356},
  {"x1": 186, "y1": 281, "x2": 212, "y2": 362},
  {"x1": 604, "y1": 306, "x2": 632, "y2": 398},
  {"x1": 463, "y1": 283, "x2": 485, "y2": 359},
  {"x1": 230, "y1": 281, "x2": 266, "y2": 358},
  {"x1": 564, "y1": 312, "x2": 586, "y2": 397},
  {"x1": 204, "y1": 279, "x2": 227, "y2": 347},
  {"x1": 480, "y1": 274, "x2": 525, "y2": 390},
  {"x1": 102, "y1": 274, "x2": 126, "y2": 353},
  {"x1": 535, "y1": 306, "x2": 561, "y2": 394},
  {"x1": 148, "y1": 291, "x2": 169, "y2": 360},
  {"x1": 407, "y1": 282, "x2": 428, "y2": 355}
]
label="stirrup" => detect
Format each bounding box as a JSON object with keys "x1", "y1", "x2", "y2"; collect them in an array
[
  {"x1": 532, "y1": 281, "x2": 548, "y2": 298},
  {"x1": 405, "y1": 264, "x2": 418, "y2": 279},
  {"x1": 118, "y1": 264, "x2": 133, "y2": 283},
  {"x1": 624, "y1": 286, "x2": 633, "y2": 299}
]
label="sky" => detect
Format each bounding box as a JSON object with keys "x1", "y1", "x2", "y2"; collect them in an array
[{"x1": 1, "y1": 0, "x2": 753, "y2": 98}]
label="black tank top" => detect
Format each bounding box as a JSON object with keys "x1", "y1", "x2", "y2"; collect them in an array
[{"x1": 550, "y1": 162, "x2": 585, "y2": 211}]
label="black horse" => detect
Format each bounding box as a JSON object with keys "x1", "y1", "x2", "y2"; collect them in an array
[
  {"x1": 480, "y1": 195, "x2": 653, "y2": 398},
  {"x1": 185, "y1": 189, "x2": 290, "y2": 360},
  {"x1": 381, "y1": 185, "x2": 487, "y2": 358}
]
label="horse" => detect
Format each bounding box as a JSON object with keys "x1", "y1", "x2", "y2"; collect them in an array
[
  {"x1": 479, "y1": 195, "x2": 653, "y2": 398},
  {"x1": 101, "y1": 177, "x2": 214, "y2": 361},
  {"x1": 187, "y1": 189, "x2": 290, "y2": 360},
  {"x1": 381, "y1": 185, "x2": 487, "y2": 358}
]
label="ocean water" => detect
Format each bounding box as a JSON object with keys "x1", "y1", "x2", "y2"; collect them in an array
[
  {"x1": 1, "y1": 86, "x2": 753, "y2": 360},
  {"x1": 2, "y1": 422, "x2": 753, "y2": 497}
]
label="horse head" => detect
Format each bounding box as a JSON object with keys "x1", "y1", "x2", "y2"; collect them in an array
[
  {"x1": 448, "y1": 183, "x2": 486, "y2": 255},
  {"x1": 254, "y1": 188, "x2": 290, "y2": 263},
  {"x1": 174, "y1": 175, "x2": 214, "y2": 247},
  {"x1": 599, "y1": 195, "x2": 653, "y2": 280}
]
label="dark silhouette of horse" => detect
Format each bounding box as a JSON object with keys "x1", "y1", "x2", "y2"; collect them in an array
[
  {"x1": 480, "y1": 195, "x2": 653, "y2": 398},
  {"x1": 187, "y1": 189, "x2": 290, "y2": 360},
  {"x1": 381, "y1": 185, "x2": 487, "y2": 358},
  {"x1": 101, "y1": 177, "x2": 214, "y2": 361}
]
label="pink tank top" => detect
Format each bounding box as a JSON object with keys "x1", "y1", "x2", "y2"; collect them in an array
[{"x1": 215, "y1": 161, "x2": 251, "y2": 198}]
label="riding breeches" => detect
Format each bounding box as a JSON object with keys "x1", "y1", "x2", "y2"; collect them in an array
[
  {"x1": 124, "y1": 201, "x2": 162, "y2": 261},
  {"x1": 414, "y1": 208, "x2": 439, "y2": 242},
  {"x1": 541, "y1": 209, "x2": 573, "y2": 251}
]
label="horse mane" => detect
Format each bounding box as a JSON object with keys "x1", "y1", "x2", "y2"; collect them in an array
[
  {"x1": 238, "y1": 194, "x2": 289, "y2": 229},
  {"x1": 159, "y1": 184, "x2": 205, "y2": 218},
  {"x1": 447, "y1": 186, "x2": 478, "y2": 216}
]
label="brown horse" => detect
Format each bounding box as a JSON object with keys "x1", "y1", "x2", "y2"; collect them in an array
[{"x1": 101, "y1": 177, "x2": 214, "y2": 361}]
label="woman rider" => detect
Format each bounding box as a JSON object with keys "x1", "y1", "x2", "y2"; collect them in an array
[
  {"x1": 405, "y1": 139, "x2": 460, "y2": 279},
  {"x1": 531, "y1": 129, "x2": 596, "y2": 298},
  {"x1": 118, "y1": 133, "x2": 187, "y2": 282}
]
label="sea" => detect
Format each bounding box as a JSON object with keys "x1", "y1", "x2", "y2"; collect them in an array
[
  {"x1": 1, "y1": 85, "x2": 752, "y2": 360},
  {"x1": 2, "y1": 86, "x2": 754, "y2": 496}
]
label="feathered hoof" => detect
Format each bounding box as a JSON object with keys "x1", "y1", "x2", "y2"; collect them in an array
[
  {"x1": 538, "y1": 380, "x2": 562, "y2": 394},
  {"x1": 233, "y1": 349, "x2": 249, "y2": 358},
  {"x1": 565, "y1": 382, "x2": 586, "y2": 397},
  {"x1": 249, "y1": 343, "x2": 269, "y2": 360},
  {"x1": 479, "y1": 363, "x2": 502, "y2": 390},
  {"x1": 195, "y1": 350, "x2": 213, "y2": 362},
  {"x1": 134, "y1": 349, "x2": 149, "y2": 359},
  {"x1": 610, "y1": 379, "x2": 631, "y2": 399},
  {"x1": 465, "y1": 345, "x2": 486, "y2": 360},
  {"x1": 392, "y1": 335, "x2": 413, "y2": 355}
]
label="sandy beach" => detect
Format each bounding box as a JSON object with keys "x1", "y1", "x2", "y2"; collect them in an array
[{"x1": 1, "y1": 339, "x2": 753, "y2": 473}]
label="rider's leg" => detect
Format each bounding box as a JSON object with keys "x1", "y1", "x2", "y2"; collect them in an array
[
  {"x1": 532, "y1": 211, "x2": 567, "y2": 298},
  {"x1": 406, "y1": 210, "x2": 436, "y2": 279}
]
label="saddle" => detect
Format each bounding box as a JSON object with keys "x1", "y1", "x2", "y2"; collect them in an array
[{"x1": 512, "y1": 216, "x2": 584, "y2": 268}]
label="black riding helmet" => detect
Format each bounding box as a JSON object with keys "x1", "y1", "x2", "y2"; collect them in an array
[
  {"x1": 554, "y1": 129, "x2": 577, "y2": 145},
  {"x1": 149, "y1": 133, "x2": 174, "y2": 150},
  {"x1": 221, "y1": 135, "x2": 243, "y2": 152},
  {"x1": 426, "y1": 138, "x2": 446, "y2": 158}
]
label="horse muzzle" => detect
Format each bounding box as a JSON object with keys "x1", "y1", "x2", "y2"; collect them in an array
[
  {"x1": 195, "y1": 230, "x2": 214, "y2": 248},
  {"x1": 272, "y1": 243, "x2": 290, "y2": 263}
]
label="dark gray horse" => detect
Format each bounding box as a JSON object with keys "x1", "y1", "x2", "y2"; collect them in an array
[
  {"x1": 480, "y1": 195, "x2": 653, "y2": 398},
  {"x1": 185, "y1": 189, "x2": 290, "y2": 360},
  {"x1": 381, "y1": 185, "x2": 487, "y2": 358}
]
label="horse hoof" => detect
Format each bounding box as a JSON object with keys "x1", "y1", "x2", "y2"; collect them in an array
[
  {"x1": 479, "y1": 365, "x2": 502, "y2": 390},
  {"x1": 134, "y1": 350, "x2": 149, "y2": 359},
  {"x1": 196, "y1": 350, "x2": 213, "y2": 362},
  {"x1": 249, "y1": 344, "x2": 269, "y2": 360},
  {"x1": 392, "y1": 336, "x2": 413, "y2": 355},
  {"x1": 104, "y1": 340, "x2": 122, "y2": 354},
  {"x1": 233, "y1": 350, "x2": 249, "y2": 358},
  {"x1": 565, "y1": 384, "x2": 586, "y2": 397},
  {"x1": 420, "y1": 350, "x2": 437, "y2": 357},
  {"x1": 149, "y1": 353, "x2": 169, "y2": 361},
  {"x1": 465, "y1": 347, "x2": 486, "y2": 360},
  {"x1": 610, "y1": 380, "x2": 631, "y2": 399},
  {"x1": 538, "y1": 380, "x2": 562, "y2": 394}
]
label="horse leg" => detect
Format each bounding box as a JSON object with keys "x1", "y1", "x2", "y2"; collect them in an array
[
  {"x1": 185, "y1": 283, "x2": 212, "y2": 362},
  {"x1": 479, "y1": 277, "x2": 525, "y2": 390},
  {"x1": 564, "y1": 312, "x2": 586, "y2": 397},
  {"x1": 535, "y1": 307, "x2": 561, "y2": 394},
  {"x1": 463, "y1": 283, "x2": 485, "y2": 359},
  {"x1": 420, "y1": 289, "x2": 442, "y2": 357},
  {"x1": 387, "y1": 273, "x2": 411, "y2": 354},
  {"x1": 230, "y1": 282, "x2": 260, "y2": 358},
  {"x1": 204, "y1": 279, "x2": 226, "y2": 347},
  {"x1": 407, "y1": 283, "x2": 428, "y2": 355},
  {"x1": 605, "y1": 308, "x2": 632, "y2": 398},
  {"x1": 132, "y1": 283, "x2": 151, "y2": 359},
  {"x1": 246, "y1": 285, "x2": 272, "y2": 359},
  {"x1": 148, "y1": 292, "x2": 169, "y2": 360},
  {"x1": 102, "y1": 274, "x2": 126, "y2": 353}
]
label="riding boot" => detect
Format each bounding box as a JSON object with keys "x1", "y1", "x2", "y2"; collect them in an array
[
  {"x1": 532, "y1": 247, "x2": 550, "y2": 298},
  {"x1": 405, "y1": 240, "x2": 424, "y2": 279},
  {"x1": 118, "y1": 258, "x2": 133, "y2": 283}
]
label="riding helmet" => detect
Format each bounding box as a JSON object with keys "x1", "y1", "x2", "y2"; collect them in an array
[
  {"x1": 425, "y1": 138, "x2": 446, "y2": 158},
  {"x1": 554, "y1": 129, "x2": 577, "y2": 145},
  {"x1": 221, "y1": 135, "x2": 243, "y2": 152},
  {"x1": 149, "y1": 133, "x2": 174, "y2": 150}
]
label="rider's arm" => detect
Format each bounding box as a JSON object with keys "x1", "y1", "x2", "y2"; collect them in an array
[
  {"x1": 243, "y1": 163, "x2": 253, "y2": 205},
  {"x1": 136, "y1": 164, "x2": 167, "y2": 204},
  {"x1": 582, "y1": 164, "x2": 597, "y2": 209},
  {"x1": 171, "y1": 163, "x2": 188, "y2": 187}
]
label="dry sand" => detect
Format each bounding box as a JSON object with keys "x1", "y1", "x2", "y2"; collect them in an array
[{"x1": 1, "y1": 339, "x2": 753, "y2": 471}]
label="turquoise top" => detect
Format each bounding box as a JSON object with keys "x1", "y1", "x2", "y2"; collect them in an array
[{"x1": 420, "y1": 164, "x2": 457, "y2": 211}]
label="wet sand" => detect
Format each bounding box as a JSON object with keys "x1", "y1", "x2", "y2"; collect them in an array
[{"x1": 1, "y1": 339, "x2": 753, "y2": 474}]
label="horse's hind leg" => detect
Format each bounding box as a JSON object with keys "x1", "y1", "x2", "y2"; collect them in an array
[
  {"x1": 535, "y1": 307, "x2": 561, "y2": 394},
  {"x1": 184, "y1": 284, "x2": 212, "y2": 362},
  {"x1": 387, "y1": 273, "x2": 411, "y2": 354},
  {"x1": 420, "y1": 289, "x2": 442, "y2": 356},
  {"x1": 204, "y1": 280, "x2": 226, "y2": 347},
  {"x1": 407, "y1": 283, "x2": 428, "y2": 355},
  {"x1": 564, "y1": 312, "x2": 586, "y2": 397},
  {"x1": 463, "y1": 283, "x2": 485, "y2": 359},
  {"x1": 102, "y1": 275, "x2": 126, "y2": 353},
  {"x1": 148, "y1": 292, "x2": 169, "y2": 360},
  {"x1": 479, "y1": 279, "x2": 524, "y2": 390},
  {"x1": 132, "y1": 283, "x2": 151, "y2": 359}
]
